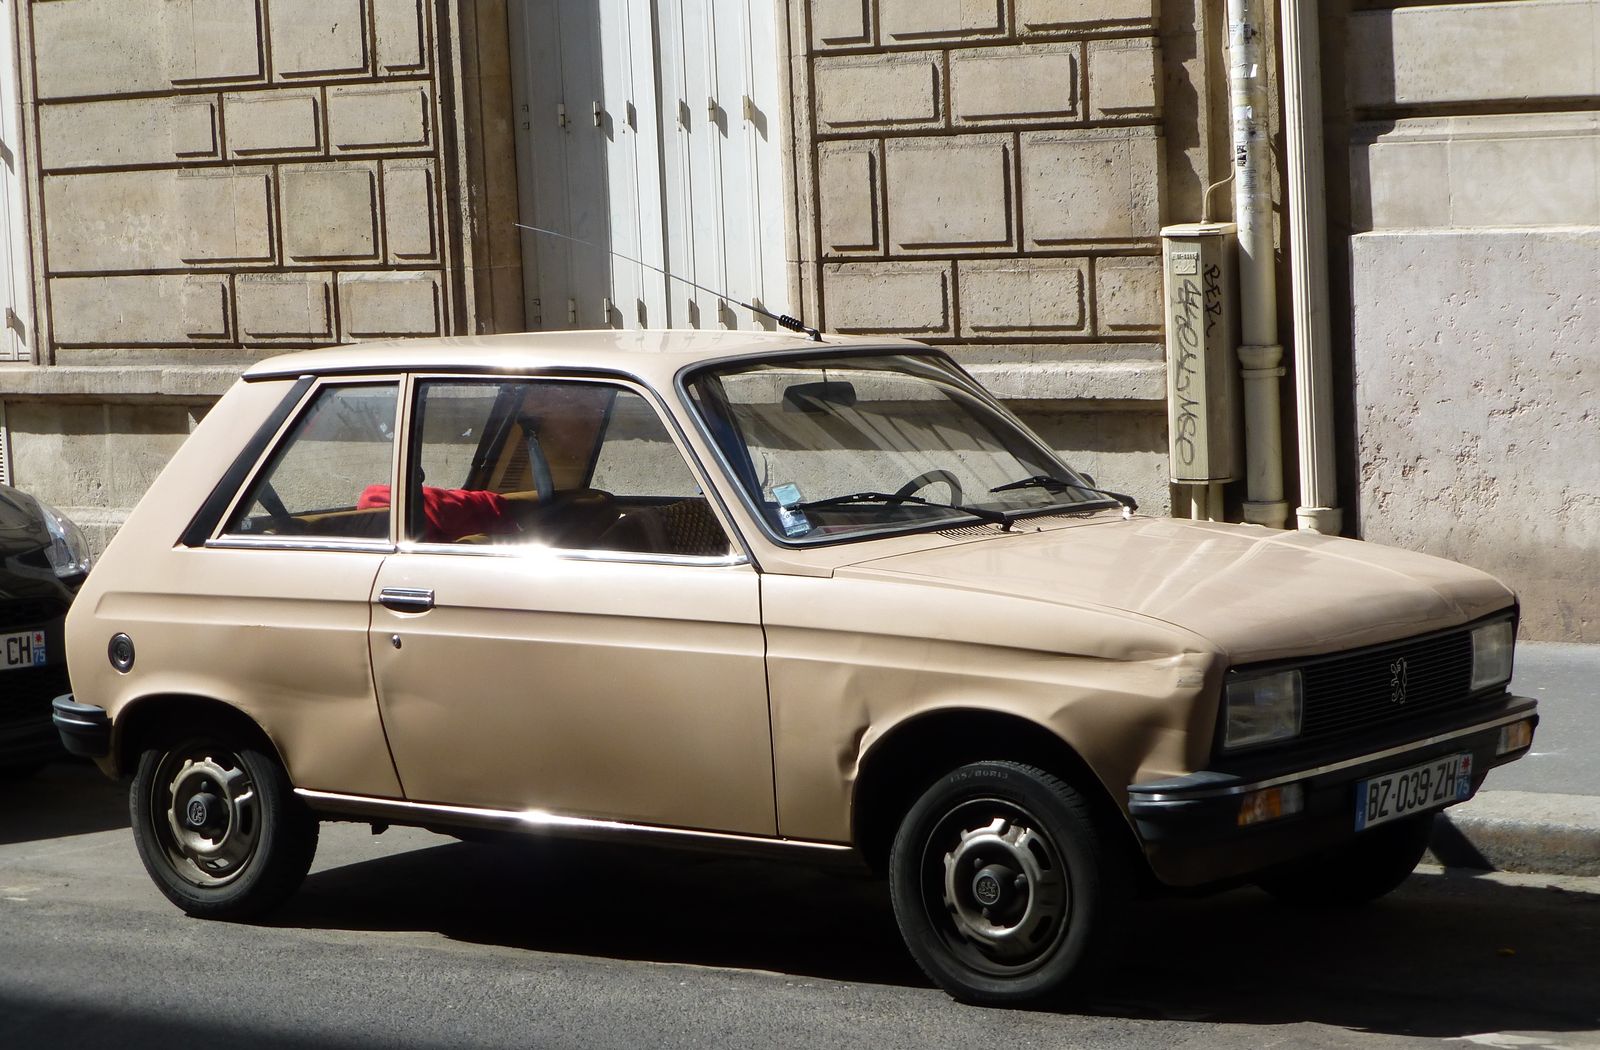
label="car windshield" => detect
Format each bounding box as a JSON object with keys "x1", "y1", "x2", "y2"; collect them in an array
[{"x1": 685, "y1": 352, "x2": 1112, "y2": 544}]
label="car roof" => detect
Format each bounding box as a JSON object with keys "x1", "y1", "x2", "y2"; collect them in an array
[{"x1": 244, "y1": 330, "x2": 929, "y2": 385}]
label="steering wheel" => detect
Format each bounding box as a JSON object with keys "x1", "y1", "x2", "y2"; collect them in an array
[{"x1": 893, "y1": 469, "x2": 963, "y2": 505}]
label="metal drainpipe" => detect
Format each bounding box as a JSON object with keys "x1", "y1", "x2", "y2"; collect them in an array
[
  {"x1": 1279, "y1": 0, "x2": 1342, "y2": 534},
  {"x1": 1227, "y1": 0, "x2": 1290, "y2": 529}
]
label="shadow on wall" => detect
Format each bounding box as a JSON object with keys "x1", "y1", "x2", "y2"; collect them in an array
[{"x1": 1018, "y1": 405, "x2": 1171, "y2": 516}]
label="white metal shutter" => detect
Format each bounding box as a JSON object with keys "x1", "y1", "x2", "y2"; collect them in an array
[
  {"x1": 510, "y1": 0, "x2": 788, "y2": 332},
  {"x1": 0, "y1": 0, "x2": 32, "y2": 361}
]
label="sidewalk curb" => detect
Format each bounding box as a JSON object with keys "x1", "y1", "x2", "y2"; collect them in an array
[{"x1": 1428, "y1": 790, "x2": 1600, "y2": 878}]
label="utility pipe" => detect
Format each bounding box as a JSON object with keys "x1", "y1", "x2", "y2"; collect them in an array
[
  {"x1": 1226, "y1": 0, "x2": 1289, "y2": 529},
  {"x1": 1279, "y1": 0, "x2": 1342, "y2": 534}
]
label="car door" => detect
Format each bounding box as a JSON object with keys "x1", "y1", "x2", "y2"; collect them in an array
[
  {"x1": 368, "y1": 375, "x2": 775, "y2": 835},
  {"x1": 174, "y1": 378, "x2": 405, "y2": 799}
]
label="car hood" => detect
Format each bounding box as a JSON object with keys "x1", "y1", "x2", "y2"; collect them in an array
[
  {"x1": 838, "y1": 517, "x2": 1515, "y2": 664},
  {"x1": 0, "y1": 486, "x2": 52, "y2": 558}
]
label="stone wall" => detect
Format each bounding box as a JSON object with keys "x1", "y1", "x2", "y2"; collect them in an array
[
  {"x1": 25, "y1": 0, "x2": 464, "y2": 360},
  {"x1": 1341, "y1": 0, "x2": 1600, "y2": 640},
  {"x1": 790, "y1": 0, "x2": 1192, "y2": 512},
  {"x1": 0, "y1": 0, "x2": 518, "y2": 540}
]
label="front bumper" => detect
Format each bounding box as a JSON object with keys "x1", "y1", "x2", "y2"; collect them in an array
[
  {"x1": 1127, "y1": 694, "x2": 1538, "y2": 887},
  {"x1": 51, "y1": 694, "x2": 111, "y2": 759},
  {"x1": 0, "y1": 664, "x2": 72, "y2": 769}
]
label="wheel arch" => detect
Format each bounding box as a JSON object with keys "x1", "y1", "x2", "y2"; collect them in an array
[
  {"x1": 850, "y1": 707, "x2": 1146, "y2": 878},
  {"x1": 112, "y1": 693, "x2": 286, "y2": 777}
]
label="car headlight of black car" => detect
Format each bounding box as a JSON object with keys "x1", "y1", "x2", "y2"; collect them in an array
[{"x1": 38, "y1": 499, "x2": 93, "y2": 580}]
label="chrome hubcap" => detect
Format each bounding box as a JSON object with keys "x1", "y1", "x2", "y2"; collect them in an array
[
  {"x1": 925, "y1": 803, "x2": 1070, "y2": 975},
  {"x1": 155, "y1": 749, "x2": 260, "y2": 887}
]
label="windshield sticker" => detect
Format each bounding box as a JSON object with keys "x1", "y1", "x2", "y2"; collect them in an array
[
  {"x1": 777, "y1": 504, "x2": 811, "y2": 537},
  {"x1": 770, "y1": 485, "x2": 811, "y2": 537}
]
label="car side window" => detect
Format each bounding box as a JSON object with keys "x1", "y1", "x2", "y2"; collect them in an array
[
  {"x1": 222, "y1": 383, "x2": 399, "y2": 541},
  {"x1": 408, "y1": 379, "x2": 731, "y2": 558}
]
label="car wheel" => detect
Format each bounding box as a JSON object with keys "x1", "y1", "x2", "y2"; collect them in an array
[
  {"x1": 888, "y1": 760, "x2": 1122, "y2": 1005},
  {"x1": 130, "y1": 734, "x2": 318, "y2": 920},
  {"x1": 1255, "y1": 812, "x2": 1434, "y2": 908}
]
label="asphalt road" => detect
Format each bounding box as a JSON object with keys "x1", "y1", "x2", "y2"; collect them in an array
[
  {"x1": 3, "y1": 762, "x2": 1599, "y2": 1050},
  {"x1": 1493, "y1": 642, "x2": 1600, "y2": 796}
]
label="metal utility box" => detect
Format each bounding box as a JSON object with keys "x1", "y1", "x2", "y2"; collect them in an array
[{"x1": 1161, "y1": 223, "x2": 1241, "y2": 484}]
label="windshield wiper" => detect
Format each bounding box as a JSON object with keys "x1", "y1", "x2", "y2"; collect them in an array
[
  {"x1": 796, "y1": 491, "x2": 1012, "y2": 529},
  {"x1": 989, "y1": 475, "x2": 1140, "y2": 514}
]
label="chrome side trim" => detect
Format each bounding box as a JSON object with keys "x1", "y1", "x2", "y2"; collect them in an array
[
  {"x1": 204, "y1": 537, "x2": 396, "y2": 554},
  {"x1": 294, "y1": 789, "x2": 854, "y2": 856},
  {"x1": 1129, "y1": 705, "x2": 1537, "y2": 801},
  {"x1": 395, "y1": 540, "x2": 749, "y2": 568}
]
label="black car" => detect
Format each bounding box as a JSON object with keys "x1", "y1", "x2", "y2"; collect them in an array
[{"x1": 0, "y1": 485, "x2": 91, "y2": 776}]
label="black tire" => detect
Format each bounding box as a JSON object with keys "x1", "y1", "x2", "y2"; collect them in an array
[
  {"x1": 130, "y1": 734, "x2": 318, "y2": 920},
  {"x1": 1256, "y1": 813, "x2": 1433, "y2": 908},
  {"x1": 888, "y1": 760, "x2": 1124, "y2": 1005}
]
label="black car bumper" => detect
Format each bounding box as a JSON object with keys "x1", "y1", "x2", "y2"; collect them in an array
[
  {"x1": 1127, "y1": 695, "x2": 1538, "y2": 887},
  {"x1": 51, "y1": 694, "x2": 111, "y2": 759},
  {"x1": 0, "y1": 664, "x2": 73, "y2": 769}
]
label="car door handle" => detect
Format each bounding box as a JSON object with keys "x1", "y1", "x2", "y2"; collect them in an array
[{"x1": 378, "y1": 587, "x2": 435, "y2": 612}]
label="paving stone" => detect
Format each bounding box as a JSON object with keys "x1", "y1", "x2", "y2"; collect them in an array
[
  {"x1": 1087, "y1": 37, "x2": 1161, "y2": 119},
  {"x1": 281, "y1": 164, "x2": 380, "y2": 262},
  {"x1": 880, "y1": 0, "x2": 1005, "y2": 43},
  {"x1": 1016, "y1": 0, "x2": 1159, "y2": 32},
  {"x1": 44, "y1": 169, "x2": 274, "y2": 271},
  {"x1": 885, "y1": 134, "x2": 1016, "y2": 252},
  {"x1": 950, "y1": 44, "x2": 1080, "y2": 126},
  {"x1": 383, "y1": 163, "x2": 439, "y2": 262},
  {"x1": 224, "y1": 90, "x2": 323, "y2": 158},
  {"x1": 329, "y1": 84, "x2": 432, "y2": 152},
  {"x1": 41, "y1": 97, "x2": 220, "y2": 169},
  {"x1": 1020, "y1": 127, "x2": 1163, "y2": 247},
  {"x1": 270, "y1": 0, "x2": 369, "y2": 79},
  {"x1": 236, "y1": 273, "x2": 335, "y2": 340},
  {"x1": 810, "y1": 0, "x2": 873, "y2": 49},
  {"x1": 814, "y1": 52, "x2": 942, "y2": 133},
  {"x1": 958, "y1": 258, "x2": 1088, "y2": 339},
  {"x1": 49, "y1": 275, "x2": 232, "y2": 346},
  {"x1": 1349, "y1": 0, "x2": 1600, "y2": 108},
  {"x1": 1094, "y1": 255, "x2": 1163, "y2": 335},
  {"x1": 338, "y1": 271, "x2": 443, "y2": 338},
  {"x1": 816, "y1": 141, "x2": 882, "y2": 255},
  {"x1": 822, "y1": 261, "x2": 953, "y2": 336}
]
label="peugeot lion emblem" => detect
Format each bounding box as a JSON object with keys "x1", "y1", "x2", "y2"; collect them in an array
[{"x1": 1389, "y1": 656, "x2": 1409, "y2": 705}]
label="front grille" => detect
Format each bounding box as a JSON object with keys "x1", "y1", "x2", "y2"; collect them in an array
[
  {"x1": 1298, "y1": 630, "x2": 1474, "y2": 747},
  {"x1": 1222, "y1": 613, "x2": 1512, "y2": 763},
  {"x1": 0, "y1": 597, "x2": 67, "y2": 633}
]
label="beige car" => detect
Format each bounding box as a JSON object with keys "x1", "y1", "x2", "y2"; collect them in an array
[{"x1": 54, "y1": 331, "x2": 1537, "y2": 1004}]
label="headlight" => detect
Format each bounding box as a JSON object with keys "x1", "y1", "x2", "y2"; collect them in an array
[
  {"x1": 38, "y1": 499, "x2": 93, "y2": 580},
  {"x1": 1224, "y1": 669, "x2": 1303, "y2": 750},
  {"x1": 1470, "y1": 619, "x2": 1514, "y2": 692}
]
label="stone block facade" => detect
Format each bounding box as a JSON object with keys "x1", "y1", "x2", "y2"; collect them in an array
[
  {"x1": 1339, "y1": 0, "x2": 1600, "y2": 639},
  {"x1": 798, "y1": 0, "x2": 1166, "y2": 370},
  {"x1": 24, "y1": 0, "x2": 461, "y2": 360}
]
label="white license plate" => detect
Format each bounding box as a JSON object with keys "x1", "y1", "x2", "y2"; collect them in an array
[
  {"x1": 1355, "y1": 752, "x2": 1473, "y2": 831},
  {"x1": 0, "y1": 629, "x2": 46, "y2": 670}
]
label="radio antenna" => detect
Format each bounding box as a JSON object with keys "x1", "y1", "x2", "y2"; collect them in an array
[{"x1": 515, "y1": 222, "x2": 823, "y2": 341}]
